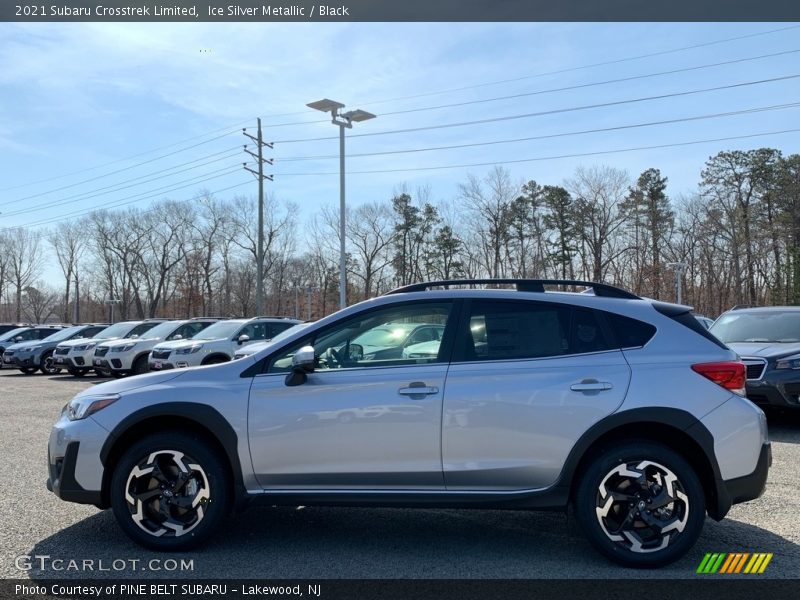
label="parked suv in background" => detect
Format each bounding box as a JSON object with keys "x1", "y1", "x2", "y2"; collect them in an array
[
  {"x1": 710, "y1": 306, "x2": 800, "y2": 410},
  {"x1": 0, "y1": 323, "x2": 30, "y2": 336},
  {"x1": 0, "y1": 325, "x2": 65, "y2": 369},
  {"x1": 3, "y1": 324, "x2": 108, "y2": 375},
  {"x1": 149, "y1": 317, "x2": 301, "y2": 370},
  {"x1": 96, "y1": 319, "x2": 219, "y2": 377},
  {"x1": 48, "y1": 279, "x2": 769, "y2": 567},
  {"x1": 55, "y1": 320, "x2": 166, "y2": 377},
  {"x1": 232, "y1": 323, "x2": 313, "y2": 360}
]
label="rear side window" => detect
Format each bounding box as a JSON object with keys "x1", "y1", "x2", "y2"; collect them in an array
[
  {"x1": 267, "y1": 322, "x2": 295, "y2": 339},
  {"x1": 458, "y1": 300, "x2": 573, "y2": 361},
  {"x1": 603, "y1": 312, "x2": 657, "y2": 348}
]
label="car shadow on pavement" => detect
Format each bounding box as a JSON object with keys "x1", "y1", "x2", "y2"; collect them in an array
[{"x1": 25, "y1": 504, "x2": 799, "y2": 580}]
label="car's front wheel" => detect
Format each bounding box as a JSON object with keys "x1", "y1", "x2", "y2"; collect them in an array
[
  {"x1": 40, "y1": 351, "x2": 62, "y2": 375},
  {"x1": 110, "y1": 432, "x2": 231, "y2": 551},
  {"x1": 574, "y1": 441, "x2": 705, "y2": 568}
]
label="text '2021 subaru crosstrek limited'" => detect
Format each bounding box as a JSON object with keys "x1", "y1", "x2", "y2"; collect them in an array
[{"x1": 47, "y1": 279, "x2": 769, "y2": 567}]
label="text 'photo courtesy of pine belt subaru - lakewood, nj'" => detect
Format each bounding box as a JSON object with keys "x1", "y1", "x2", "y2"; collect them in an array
[{"x1": 47, "y1": 279, "x2": 770, "y2": 568}]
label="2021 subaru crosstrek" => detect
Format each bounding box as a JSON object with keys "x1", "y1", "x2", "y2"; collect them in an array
[{"x1": 47, "y1": 279, "x2": 770, "y2": 567}]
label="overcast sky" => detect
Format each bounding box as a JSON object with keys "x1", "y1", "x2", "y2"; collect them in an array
[{"x1": 1, "y1": 22, "x2": 798, "y2": 241}]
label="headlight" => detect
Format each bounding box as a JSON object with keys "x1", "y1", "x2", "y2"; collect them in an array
[
  {"x1": 66, "y1": 393, "x2": 120, "y2": 421},
  {"x1": 175, "y1": 345, "x2": 202, "y2": 355},
  {"x1": 112, "y1": 343, "x2": 136, "y2": 352},
  {"x1": 775, "y1": 354, "x2": 800, "y2": 370},
  {"x1": 74, "y1": 342, "x2": 97, "y2": 351}
]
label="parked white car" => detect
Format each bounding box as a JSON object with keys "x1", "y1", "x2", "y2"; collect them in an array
[
  {"x1": 93, "y1": 319, "x2": 219, "y2": 377},
  {"x1": 149, "y1": 317, "x2": 301, "y2": 370},
  {"x1": 232, "y1": 322, "x2": 313, "y2": 359},
  {"x1": 55, "y1": 320, "x2": 166, "y2": 377}
]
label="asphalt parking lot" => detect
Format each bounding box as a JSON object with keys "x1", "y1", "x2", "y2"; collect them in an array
[{"x1": 0, "y1": 368, "x2": 798, "y2": 580}]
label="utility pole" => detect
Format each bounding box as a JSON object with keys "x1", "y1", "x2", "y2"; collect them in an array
[
  {"x1": 243, "y1": 119, "x2": 273, "y2": 315},
  {"x1": 667, "y1": 262, "x2": 687, "y2": 305},
  {"x1": 73, "y1": 273, "x2": 79, "y2": 324},
  {"x1": 306, "y1": 286, "x2": 313, "y2": 321}
]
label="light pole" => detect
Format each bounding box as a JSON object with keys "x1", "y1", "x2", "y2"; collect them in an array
[
  {"x1": 306, "y1": 99, "x2": 376, "y2": 310},
  {"x1": 667, "y1": 262, "x2": 687, "y2": 304}
]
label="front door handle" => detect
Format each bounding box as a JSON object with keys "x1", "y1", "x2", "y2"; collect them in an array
[
  {"x1": 570, "y1": 379, "x2": 613, "y2": 392},
  {"x1": 398, "y1": 381, "x2": 439, "y2": 397}
]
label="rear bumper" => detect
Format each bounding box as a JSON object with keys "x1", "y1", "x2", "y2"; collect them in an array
[{"x1": 712, "y1": 442, "x2": 771, "y2": 519}]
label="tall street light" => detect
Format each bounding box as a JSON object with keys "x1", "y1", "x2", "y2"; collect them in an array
[{"x1": 306, "y1": 98, "x2": 376, "y2": 310}]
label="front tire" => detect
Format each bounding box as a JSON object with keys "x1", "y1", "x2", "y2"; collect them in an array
[
  {"x1": 40, "y1": 351, "x2": 62, "y2": 375},
  {"x1": 67, "y1": 367, "x2": 88, "y2": 377},
  {"x1": 574, "y1": 441, "x2": 705, "y2": 568},
  {"x1": 132, "y1": 355, "x2": 149, "y2": 375},
  {"x1": 19, "y1": 367, "x2": 38, "y2": 375},
  {"x1": 110, "y1": 432, "x2": 231, "y2": 551}
]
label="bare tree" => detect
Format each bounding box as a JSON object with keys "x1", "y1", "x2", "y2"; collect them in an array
[
  {"x1": 8, "y1": 229, "x2": 43, "y2": 322},
  {"x1": 49, "y1": 220, "x2": 87, "y2": 322}
]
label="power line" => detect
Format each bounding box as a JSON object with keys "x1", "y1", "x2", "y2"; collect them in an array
[
  {"x1": 0, "y1": 130, "x2": 241, "y2": 206},
  {"x1": 272, "y1": 74, "x2": 800, "y2": 144},
  {"x1": 273, "y1": 128, "x2": 800, "y2": 176},
  {"x1": 243, "y1": 48, "x2": 800, "y2": 132},
  {"x1": 0, "y1": 124, "x2": 249, "y2": 194},
  {"x1": 1, "y1": 168, "x2": 249, "y2": 232},
  {"x1": 275, "y1": 102, "x2": 800, "y2": 162},
  {"x1": 346, "y1": 25, "x2": 800, "y2": 108},
  {"x1": 2, "y1": 149, "x2": 244, "y2": 217}
]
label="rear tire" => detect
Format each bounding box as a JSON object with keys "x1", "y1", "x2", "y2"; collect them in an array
[
  {"x1": 574, "y1": 441, "x2": 705, "y2": 568},
  {"x1": 110, "y1": 432, "x2": 231, "y2": 551}
]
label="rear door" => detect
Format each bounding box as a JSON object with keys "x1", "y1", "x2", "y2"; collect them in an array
[{"x1": 442, "y1": 299, "x2": 630, "y2": 491}]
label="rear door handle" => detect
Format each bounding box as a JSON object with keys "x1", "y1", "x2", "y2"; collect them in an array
[
  {"x1": 570, "y1": 379, "x2": 613, "y2": 392},
  {"x1": 398, "y1": 382, "x2": 439, "y2": 397}
]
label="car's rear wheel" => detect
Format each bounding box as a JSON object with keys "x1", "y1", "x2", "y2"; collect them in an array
[
  {"x1": 40, "y1": 351, "x2": 62, "y2": 375},
  {"x1": 110, "y1": 432, "x2": 231, "y2": 551},
  {"x1": 575, "y1": 441, "x2": 705, "y2": 568}
]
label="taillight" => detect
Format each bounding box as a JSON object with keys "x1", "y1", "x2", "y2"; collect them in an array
[{"x1": 691, "y1": 361, "x2": 746, "y2": 396}]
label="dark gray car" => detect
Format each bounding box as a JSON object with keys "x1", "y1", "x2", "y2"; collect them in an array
[
  {"x1": 710, "y1": 306, "x2": 800, "y2": 409},
  {"x1": 3, "y1": 324, "x2": 109, "y2": 375}
]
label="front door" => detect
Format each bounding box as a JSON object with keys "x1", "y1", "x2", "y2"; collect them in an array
[{"x1": 248, "y1": 300, "x2": 456, "y2": 490}]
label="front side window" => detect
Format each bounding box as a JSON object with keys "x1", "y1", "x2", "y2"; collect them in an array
[
  {"x1": 239, "y1": 322, "x2": 268, "y2": 341},
  {"x1": 268, "y1": 302, "x2": 453, "y2": 373}
]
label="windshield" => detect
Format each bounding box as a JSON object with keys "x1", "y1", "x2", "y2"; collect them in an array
[
  {"x1": 354, "y1": 325, "x2": 414, "y2": 347},
  {"x1": 269, "y1": 322, "x2": 311, "y2": 344},
  {"x1": 192, "y1": 320, "x2": 245, "y2": 340},
  {"x1": 0, "y1": 327, "x2": 29, "y2": 341},
  {"x1": 126, "y1": 322, "x2": 162, "y2": 338},
  {"x1": 137, "y1": 321, "x2": 181, "y2": 340},
  {"x1": 42, "y1": 326, "x2": 86, "y2": 342},
  {"x1": 95, "y1": 322, "x2": 141, "y2": 338},
  {"x1": 710, "y1": 312, "x2": 800, "y2": 343}
]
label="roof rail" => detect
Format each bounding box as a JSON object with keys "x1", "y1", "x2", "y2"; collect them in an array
[
  {"x1": 385, "y1": 278, "x2": 640, "y2": 300},
  {"x1": 253, "y1": 315, "x2": 301, "y2": 320},
  {"x1": 189, "y1": 316, "x2": 226, "y2": 320},
  {"x1": 730, "y1": 304, "x2": 758, "y2": 310}
]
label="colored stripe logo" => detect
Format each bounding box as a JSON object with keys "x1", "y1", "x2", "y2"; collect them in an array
[{"x1": 697, "y1": 552, "x2": 773, "y2": 574}]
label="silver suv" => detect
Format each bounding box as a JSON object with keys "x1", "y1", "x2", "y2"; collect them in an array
[{"x1": 47, "y1": 280, "x2": 770, "y2": 567}]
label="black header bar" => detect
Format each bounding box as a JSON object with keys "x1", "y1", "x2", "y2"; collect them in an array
[{"x1": 3, "y1": 1, "x2": 800, "y2": 22}]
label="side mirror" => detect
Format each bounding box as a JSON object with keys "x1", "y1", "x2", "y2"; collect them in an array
[
  {"x1": 172, "y1": 334, "x2": 183, "y2": 340},
  {"x1": 237, "y1": 334, "x2": 250, "y2": 345},
  {"x1": 348, "y1": 343, "x2": 363, "y2": 361},
  {"x1": 14, "y1": 337, "x2": 22, "y2": 342},
  {"x1": 285, "y1": 346, "x2": 316, "y2": 387}
]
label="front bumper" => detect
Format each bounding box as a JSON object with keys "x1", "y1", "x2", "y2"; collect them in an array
[
  {"x1": 47, "y1": 415, "x2": 109, "y2": 506},
  {"x1": 8, "y1": 351, "x2": 41, "y2": 368},
  {"x1": 746, "y1": 368, "x2": 800, "y2": 408}
]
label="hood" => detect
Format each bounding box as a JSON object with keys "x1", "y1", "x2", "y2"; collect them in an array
[
  {"x1": 726, "y1": 341, "x2": 800, "y2": 359},
  {"x1": 57, "y1": 336, "x2": 118, "y2": 348},
  {"x1": 101, "y1": 337, "x2": 156, "y2": 349},
  {"x1": 74, "y1": 369, "x2": 186, "y2": 398},
  {"x1": 153, "y1": 338, "x2": 219, "y2": 350},
  {"x1": 4, "y1": 340, "x2": 39, "y2": 351}
]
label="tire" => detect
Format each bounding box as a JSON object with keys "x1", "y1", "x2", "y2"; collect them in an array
[
  {"x1": 19, "y1": 367, "x2": 38, "y2": 375},
  {"x1": 95, "y1": 368, "x2": 112, "y2": 378},
  {"x1": 67, "y1": 367, "x2": 88, "y2": 377},
  {"x1": 574, "y1": 441, "x2": 705, "y2": 568},
  {"x1": 110, "y1": 432, "x2": 232, "y2": 551},
  {"x1": 132, "y1": 355, "x2": 149, "y2": 376},
  {"x1": 40, "y1": 351, "x2": 62, "y2": 375}
]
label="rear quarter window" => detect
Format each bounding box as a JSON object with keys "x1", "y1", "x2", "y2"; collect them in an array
[{"x1": 603, "y1": 312, "x2": 657, "y2": 348}]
